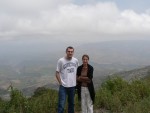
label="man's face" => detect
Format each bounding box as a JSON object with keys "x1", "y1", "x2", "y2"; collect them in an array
[{"x1": 66, "y1": 48, "x2": 74, "y2": 59}]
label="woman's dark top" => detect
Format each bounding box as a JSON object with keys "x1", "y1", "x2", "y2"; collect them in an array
[{"x1": 76, "y1": 64, "x2": 95, "y2": 103}]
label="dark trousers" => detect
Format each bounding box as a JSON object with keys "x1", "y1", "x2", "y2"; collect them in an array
[{"x1": 58, "y1": 85, "x2": 75, "y2": 113}]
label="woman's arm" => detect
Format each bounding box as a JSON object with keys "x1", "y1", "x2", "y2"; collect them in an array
[{"x1": 78, "y1": 76, "x2": 91, "y2": 83}]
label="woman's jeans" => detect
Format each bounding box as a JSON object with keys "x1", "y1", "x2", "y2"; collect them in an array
[{"x1": 58, "y1": 85, "x2": 75, "y2": 113}]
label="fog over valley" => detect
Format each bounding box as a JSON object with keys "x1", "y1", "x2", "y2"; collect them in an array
[{"x1": 0, "y1": 39, "x2": 150, "y2": 97}]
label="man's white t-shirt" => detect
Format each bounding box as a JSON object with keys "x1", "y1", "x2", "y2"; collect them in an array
[{"x1": 56, "y1": 57, "x2": 79, "y2": 87}]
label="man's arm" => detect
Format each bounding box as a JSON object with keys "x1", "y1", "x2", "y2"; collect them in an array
[{"x1": 55, "y1": 71, "x2": 61, "y2": 85}]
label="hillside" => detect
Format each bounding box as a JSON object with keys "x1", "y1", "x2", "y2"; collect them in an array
[
  {"x1": 110, "y1": 65, "x2": 150, "y2": 81},
  {"x1": 17, "y1": 65, "x2": 150, "y2": 97},
  {"x1": 1, "y1": 75, "x2": 150, "y2": 113},
  {"x1": 0, "y1": 40, "x2": 150, "y2": 98}
]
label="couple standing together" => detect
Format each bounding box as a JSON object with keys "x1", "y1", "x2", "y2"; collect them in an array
[{"x1": 56, "y1": 46, "x2": 95, "y2": 113}]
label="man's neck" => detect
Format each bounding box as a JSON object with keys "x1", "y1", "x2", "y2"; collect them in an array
[{"x1": 65, "y1": 56, "x2": 72, "y2": 60}]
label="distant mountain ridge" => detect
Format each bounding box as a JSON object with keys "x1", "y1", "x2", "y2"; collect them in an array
[{"x1": 110, "y1": 65, "x2": 150, "y2": 80}]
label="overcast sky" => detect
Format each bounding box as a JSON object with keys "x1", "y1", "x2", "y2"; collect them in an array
[{"x1": 0, "y1": 0, "x2": 150, "y2": 44}]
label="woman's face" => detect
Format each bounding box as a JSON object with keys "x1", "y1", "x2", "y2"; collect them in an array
[{"x1": 82, "y1": 56, "x2": 89, "y2": 65}]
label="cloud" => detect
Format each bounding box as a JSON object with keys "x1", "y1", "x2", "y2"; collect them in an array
[{"x1": 0, "y1": 0, "x2": 150, "y2": 43}]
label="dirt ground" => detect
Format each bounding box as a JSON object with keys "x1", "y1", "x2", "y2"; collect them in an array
[{"x1": 75, "y1": 109, "x2": 110, "y2": 113}]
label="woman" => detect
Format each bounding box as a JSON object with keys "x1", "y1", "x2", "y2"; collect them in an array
[{"x1": 76, "y1": 54, "x2": 95, "y2": 113}]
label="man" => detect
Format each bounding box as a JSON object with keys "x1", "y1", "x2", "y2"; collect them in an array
[{"x1": 56, "y1": 46, "x2": 79, "y2": 113}]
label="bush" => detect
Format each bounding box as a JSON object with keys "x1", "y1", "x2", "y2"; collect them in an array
[
  {"x1": 1, "y1": 76, "x2": 150, "y2": 113},
  {"x1": 95, "y1": 76, "x2": 150, "y2": 112}
]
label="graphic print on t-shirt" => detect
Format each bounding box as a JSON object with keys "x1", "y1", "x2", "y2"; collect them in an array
[
  {"x1": 63, "y1": 62, "x2": 77, "y2": 73},
  {"x1": 67, "y1": 68, "x2": 74, "y2": 73}
]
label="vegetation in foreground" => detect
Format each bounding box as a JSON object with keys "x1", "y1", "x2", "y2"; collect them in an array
[{"x1": 0, "y1": 76, "x2": 150, "y2": 113}]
